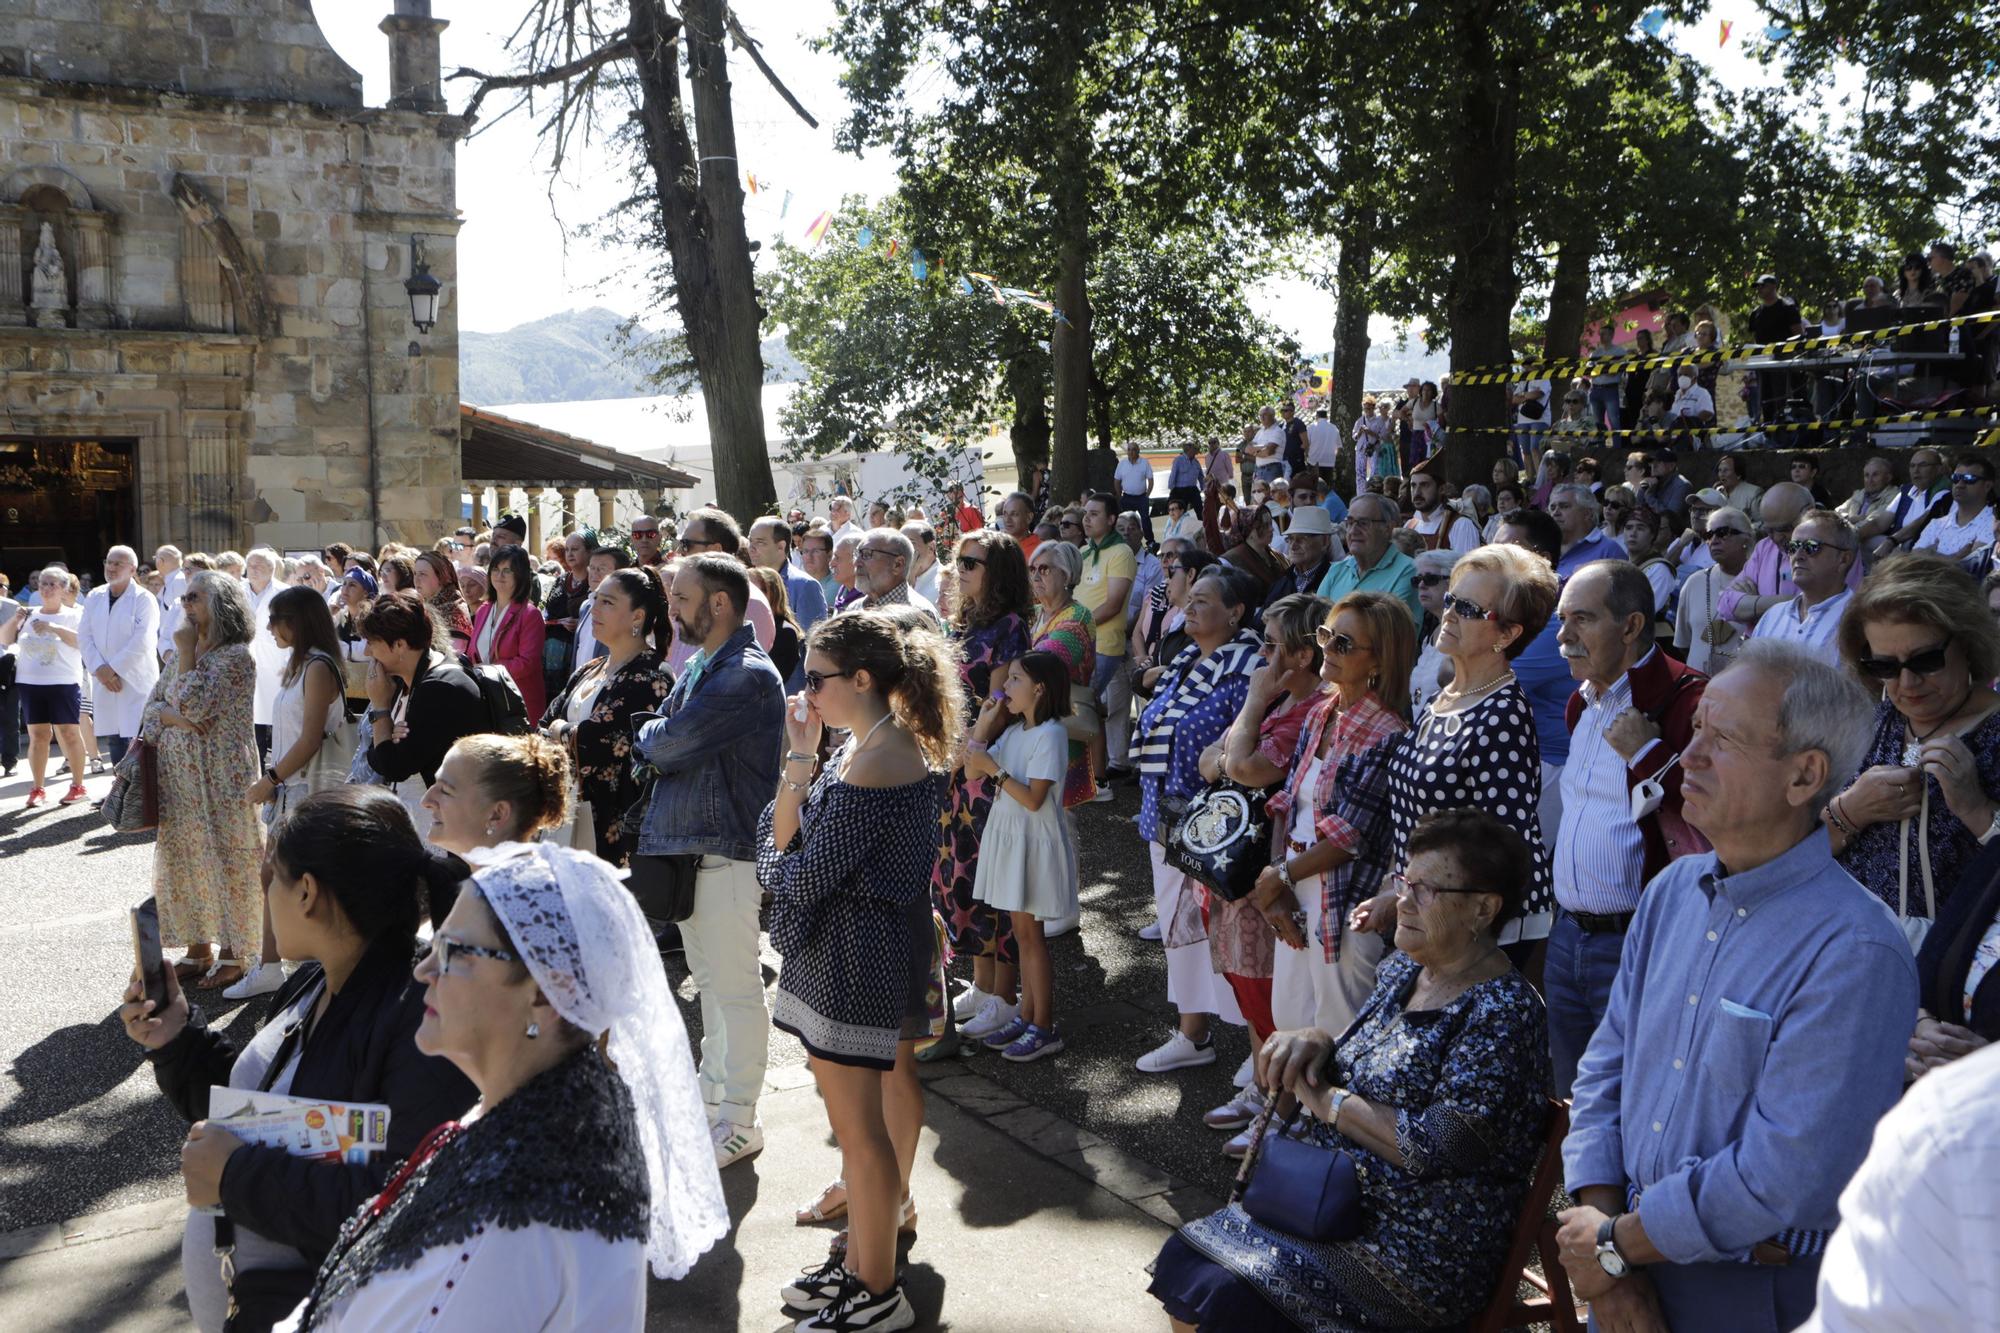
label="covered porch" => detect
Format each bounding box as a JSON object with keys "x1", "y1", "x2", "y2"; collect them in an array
[{"x1": 459, "y1": 404, "x2": 696, "y2": 552}]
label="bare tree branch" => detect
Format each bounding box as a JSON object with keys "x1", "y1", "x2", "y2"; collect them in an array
[
  {"x1": 448, "y1": 33, "x2": 638, "y2": 126},
  {"x1": 723, "y1": 9, "x2": 818, "y2": 129}
]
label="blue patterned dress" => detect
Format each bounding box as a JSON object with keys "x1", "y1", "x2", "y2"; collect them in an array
[
  {"x1": 1837, "y1": 699, "x2": 2000, "y2": 924},
  {"x1": 1150, "y1": 951, "x2": 1551, "y2": 1331}
]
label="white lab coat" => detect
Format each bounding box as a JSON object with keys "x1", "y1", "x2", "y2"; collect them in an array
[
  {"x1": 155, "y1": 567, "x2": 188, "y2": 659},
  {"x1": 245, "y1": 579, "x2": 286, "y2": 728},
  {"x1": 79, "y1": 582, "x2": 161, "y2": 738}
]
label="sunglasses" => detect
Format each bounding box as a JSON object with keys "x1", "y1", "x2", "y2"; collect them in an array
[
  {"x1": 1855, "y1": 641, "x2": 1952, "y2": 682},
  {"x1": 956, "y1": 555, "x2": 987, "y2": 572},
  {"x1": 1785, "y1": 538, "x2": 1851, "y2": 558},
  {"x1": 1441, "y1": 591, "x2": 1502, "y2": 623},
  {"x1": 1953, "y1": 472, "x2": 1989, "y2": 485},
  {"x1": 804, "y1": 668, "x2": 855, "y2": 693},
  {"x1": 430, "y1": 934, "x2": 519, "y2": 975},
  {"x1": 1414, "y1": 572, "x2": 1449, "y2": 588},
  {"x1": 1315, "y1": 625, "x2": 1366, "y2": 656},
  {"x1": 1706, "y1": 526, "x2": 1750, "y2": 541},
  {"x1": 677, "y1": 538, "x2": 720, "y2": 553},
  {"x1": 1162, "y1": 560, "x2": 1185, "y2": 574},
  {"x1": 631, "y1": 527, "x2": 660, "y2": 538}
]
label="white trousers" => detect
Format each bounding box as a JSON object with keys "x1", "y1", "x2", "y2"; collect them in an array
[
  {"x1": 1268, "y1": 874, "x2": 1387, "y2": 1036},
  {"x1": 1149, "y1": 842, "x2": 1244, "y2": 1025},
  {"x1": 679, "y1": 854, "x2": 769, "y2": 1128}
]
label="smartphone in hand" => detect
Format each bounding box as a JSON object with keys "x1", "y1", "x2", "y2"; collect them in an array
[{"x1": 131, "y1": 897, "x2": 168, "y2": 1012}]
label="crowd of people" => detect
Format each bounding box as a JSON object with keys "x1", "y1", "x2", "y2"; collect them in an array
[{"x1": 3, "y1": 412, "x2": 1995, "y2": 1332}]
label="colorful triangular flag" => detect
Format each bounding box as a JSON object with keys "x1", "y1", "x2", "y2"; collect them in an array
[
  {"x1": 803, "y1": 211, "x2": 830, "y2": 247},
  {"x1": 1638, "y1": 6, "x2": 1667, "y2": 37},
  {"x1": 856, "y1": 226, "x2": 875, "y2": 249},
  {"x1": 1719, "y1": 19, "x2": 1732, "y2": 45},
  {"x1": 910, "y1": 249, "x2": 928, "y2": 281},
  {"x1": 779, "y1": 189, "x2": 792, "y2": 220}
]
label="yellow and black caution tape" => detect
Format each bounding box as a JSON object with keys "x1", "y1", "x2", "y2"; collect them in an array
[
  {"x1": 1444, "y1": 308, "x2": 2000, "y2": 385},
  {"x1": 1430, "y1": 404, "x2": 2000, "y2": 439}
]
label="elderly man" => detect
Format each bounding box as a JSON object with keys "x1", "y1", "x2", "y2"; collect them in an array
[
  {"x1": 995, "y1": 489, "x2": 1041, "y2": 558},
  {"x1": 1268, "y1": 505, "x2": 1336, "y2": 608},
  {"x1": 79, "y1": 545, "x2": 161, "y2": 767},
  {"x1": 1404, "y1": 460, "x2": 1481, "y2": 553},
  {"x1": 1077, "y1": 493, "x2": 1137, "y2": 785},
  {"x1": 629, "y1": 514, "x2": 665, "y2": 568},
  {"x1": 152, "y1": 543, "x2": 188, "y2": 660},
  {"x1": 797, "y1": 526, "x2": 839, "y2": 608},
  {"x1": 1834, "y1": 456, "x2": 1900, "y2": 532},
  {"x1": 1556, "y1": 641, "x2": 1916, "y2": 1330},
  {"x1": 1749, "y1": 508, "x2": 1855, "y2": 662},
  {"x1": 901, "y1": 519, "x2": 943, "y2": 607},
  {"x1": 1249, "y1": 405, "x2": 1286, "y2": 483},
  {"x1": 1549, "y1": 560, "x2": 1707, "y2": 1097},
  {"x1": 1638, "y1": 448, "x2": 1692, "y2": 521},
  {"x1": 638, "y1": 554, "x2": 787, "y2": 1168},
  {"x1": 1113, "y1": 441, "x2": 1158, "y2": 545},
  {"x1": 1549, "y1": 483, "x2": 1627, "y2": 579},
  {"x1": 852, "y1": 526, "x2": 939, "y2": 623},
  {"x1": 1716, "y1": 481, "x2": 1862, "y2": 631},
  {"x1": 749, "y1": 515, "x2": 829, "y2": 641},
  {"x1": 1305, "y1": 408, "x2": 1341, "y2": 481},
  {"x1": 827, "y1": 495, "x2": 862, "y2": 545},
  {"x1": 1314, "y1": 492, "x2": 1421, "y2": 626},
  {"x1": 1165, "y1": 440, "x2": 1206, "y2": 514},
  {"x1": 829, "y1": 532, "x2": 865, "y2": 611},
  {"x1": 1858, "y1": 445, "x2": 1947, "y2": 551}
]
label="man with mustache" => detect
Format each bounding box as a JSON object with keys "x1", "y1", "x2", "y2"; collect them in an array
[{"x1": 1548, "y1": 560, "x2": 1708, "y2": 1098}]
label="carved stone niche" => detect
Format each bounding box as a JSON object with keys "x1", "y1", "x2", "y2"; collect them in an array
[{"x1": 1, "y1": 166, "x2": 114, "y2": 330}]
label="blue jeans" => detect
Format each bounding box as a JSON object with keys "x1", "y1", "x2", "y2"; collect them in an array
[
  {"x1": 0, "y1": 684, "x2": 17, "y2": 769},
  {"x1": 1587, "y1": 384, "x2": 1622, "y2": 432},
  {"x1": 1546, "y1": 911, "x2": 1627, "y2": 1098},
  {"x1": 103, "y1": 734, "x2": 130, "y2": 765}
]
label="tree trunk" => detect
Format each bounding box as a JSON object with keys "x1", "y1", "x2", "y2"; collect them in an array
[
  {"x1": 627, "y1": 0, "x2": 776, "y2": 518},
  {"x1": 1442, "y1": 0, "x2": 1521, "y2": 489},
  {"x1": 1544, "y1": 234, "x2": 1590, "y2": 362},
  {"x1": 1090, "y1": 372, "x2": 1115, "y2": 451},
  {"x1": 1049, "y1": 226, "x2": 1092, "y2": 504},
  {"x1": 1005, "y1": 347, "x2": 1051, "y2": 490},
  {"x1": 1330, "y1": 210, "x2": 1375, "y2": 500}
]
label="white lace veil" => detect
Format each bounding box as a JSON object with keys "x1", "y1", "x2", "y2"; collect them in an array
[{"x1": 466, "y1": 842, "x2": 728, "y2": 1279}]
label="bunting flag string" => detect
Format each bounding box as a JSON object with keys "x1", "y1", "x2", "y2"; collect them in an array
[
  {"x1": 1429, "y1": 404, "x2": 2000, "y2": 438},
  {"x1": 1444, "y1": 308, "x2": 2000, "y2": 384}
]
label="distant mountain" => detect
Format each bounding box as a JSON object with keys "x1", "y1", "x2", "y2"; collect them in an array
[{"x1": 460, "y1": 306, "x2": 804, "y2": 405}]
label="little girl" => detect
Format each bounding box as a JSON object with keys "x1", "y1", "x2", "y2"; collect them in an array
[{"x1": 966, "y1": 651, "x2": 1077, "y2": 1062}]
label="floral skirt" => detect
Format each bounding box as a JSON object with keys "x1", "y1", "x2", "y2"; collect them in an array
[{"x1": 931, "y1": 768, "x2": 1016, "y2": 966}]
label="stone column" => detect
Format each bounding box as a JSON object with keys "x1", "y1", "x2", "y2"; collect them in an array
[
  {"x1": 73, "y1": 211, "x2": 113, "y2": 329},
  {"x1": 658, "y1": 486, "x2": 673, "y2": 519},
  {"x1": 483, "y1": 486, "x2": 499, "y2": 528},
  {"x1": 0, "y1": 206, "x2": 24, "y2": 327},
  {"x1": 527, "y1": 488, "x2": 544, "y2": 558},
  {"x1": 598, "y1": 490, "x2": 618, "y2": 533},
  {"x1": 381, "y1": 2, "x2": 450, "y2": 113},
  {"x1": 556, "y1": 487, "x2": 579, "y2": 536}
]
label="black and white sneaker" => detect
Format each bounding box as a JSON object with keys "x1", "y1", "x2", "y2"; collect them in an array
[
  {"x1": 779, "y1": 1252, "x2": 851, "y2": 1312},
  {"x1": 794, "y1": 1278, "x2": 916, "y2": 1331}
]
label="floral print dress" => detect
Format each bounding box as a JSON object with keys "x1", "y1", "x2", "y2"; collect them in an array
[
  {"x1": 1030, "y1": 600, "x2": 1098, "y2": 808},
  {"x1": 140, "y1": 644, "x2": 263, "y2": 956},
  {"x1": 932, "y1": 612, "x2": 1033, "y2": 964},
  {"x1": 540, "y1": 650, "x2": 675, "y2": 865},
  {"x1": 1162, "y1": 952, "x2": 1551, "y2": 1331}
]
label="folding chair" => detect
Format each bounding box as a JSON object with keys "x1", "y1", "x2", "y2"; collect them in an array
[{"x1": 1465, "y1": 1099, "x2": 1584, "y2": 1333}]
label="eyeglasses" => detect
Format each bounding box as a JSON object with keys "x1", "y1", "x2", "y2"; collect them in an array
[
  {"x1": 1414, "y1": 572, "x2": 1449, "y2": 587},
  {"x1": 1315, "y1": 626, "x2": 1367, "y2": 656},
  {"x1": 1855, "y1": 641, "x2": 1952, "y2": 681},
  {"x1": 955, "y1": 555, "x2": 987, "y2": 572},
  {"x1": 1953, "y1": 472, "x2": 1989, "y2": 485},
  {"x1": 1388, "y1": 871, "x2": 1490, "y2": 906},
  {"x1": 1785, "y1": 538, "x2": 1851, "y2": 558},
  {"x1": 677, "y1": 537, "x2": 720, "y2": 554},
  {"x1": 1059, "y1": 520, "x2": 1082, "y2": 531},
  {"x1": 1161, "y1": 560, "x2": 1184, "y2": 574},
  {"x1": 1441, "y1": 591, "x2": 1502, "y2": 623},
  {"x1": 430, "y1": 934, "x2": 519, "y2": 975},
  {"x1": 804, "y1": 668, "x2": 855, "y2": 693},
  {"x1": 857, "y1": 547, "x2": 897, "y2": 562}
]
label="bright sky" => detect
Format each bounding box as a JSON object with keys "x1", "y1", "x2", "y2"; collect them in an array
[{"x1": 316, "y1": 0, "x2": 1786, "y2": 351}]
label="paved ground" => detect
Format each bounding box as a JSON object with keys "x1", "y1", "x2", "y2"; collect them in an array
[{"x1": 0, "y1": 766, "x2": 1273, "y2": 1329}]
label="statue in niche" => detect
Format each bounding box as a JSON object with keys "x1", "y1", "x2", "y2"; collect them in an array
[{"x1": 30, "y1": 222, "x2": 68, "y2": 327}]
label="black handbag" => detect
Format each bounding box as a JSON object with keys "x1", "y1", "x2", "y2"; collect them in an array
[
  {"x1": 1162, "y1": 776, "x2": 1272, "y2": 902},
  {"x1": 618, "y1": 773, "x2": 698, "y2": 923},
  {"x1": 1234, "y1": 1091, "x2": 1363, "y2": 1243}
]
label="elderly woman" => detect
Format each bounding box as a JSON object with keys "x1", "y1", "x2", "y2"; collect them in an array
[
  {"x1": 1713, "y1": 452, "x2": 1762, "y2": 523},
  {"x1": 141, "y1": 570, "x2": 265, "y2": 990},
  {"x1": 1026, "y1": 540, "x2": 1099, "y2": 808},
  {"x1": 279, "y1": 843, "x2": 727, "y2": 1329},
  {"x1": 1134, "y1": 547, "x2": 1218, "y2": 695},
  {"x1": 1222, "y1": 503, "x2": 1286, "y2": 591},
  {"x1": 1408, "y1": 548, "x2": 1460, "y2": 715},
  {"x1": 1151, "y1": 808, "x2": 1552, "y2": 1332},
  {"x1": 930, "y1": 531, "x2": 1036, "y2": 1053},
  {"x1": 1357, "y1": 544, "x2": 1560, "y2": 953},
  {"x1": 1827, "y1": 555, "x2": 2000, "y2": 941},
  {"x1": 1598, "y1": 483, "x2": 1637, "y2": 552},
  {"x1": 120, "y1": 788, "x2": 476, "y2": 1333},
  {"x1": 1132, "y1": 568, "x2": 1264, "y2": 1074}
]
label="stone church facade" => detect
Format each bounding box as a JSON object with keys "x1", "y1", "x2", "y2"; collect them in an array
[{"x1": 0, "y1": 0, "x2": 462, "y2": 580}]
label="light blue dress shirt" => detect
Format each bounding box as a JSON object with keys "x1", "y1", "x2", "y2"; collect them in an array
[
  {"x1": 1565, "y1": 831, "x2": 1915, "y2": 1272},
  {"x1": 1749, "y1": 588, "x2": 1850, "y2": 662}
]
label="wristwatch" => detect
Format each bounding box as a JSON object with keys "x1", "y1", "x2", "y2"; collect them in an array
[
  {"x1": 1596, "y1": 1215, "x2": 1630, "y2": 1278},
  {"x1": 1979, "y1": 805, "x2": 2000, "y2": 846},
  {"x1": 1274, "y1": 860, "x2": 1296, "y2": 890}
]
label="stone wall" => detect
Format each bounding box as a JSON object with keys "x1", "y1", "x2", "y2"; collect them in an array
[{"x1": 0, "y1": 2, "x2": 465, "y2": 554}]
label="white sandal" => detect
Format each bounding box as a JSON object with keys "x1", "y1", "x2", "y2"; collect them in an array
[{"x1": 795, "y1": 1179, "x2": 847, "y2": 1225}]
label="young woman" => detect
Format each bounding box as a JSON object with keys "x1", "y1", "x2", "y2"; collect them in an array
[
  {"x1": 761, "y1": 611, "x2": 961, "y2": 1331},
  {"x1": 964, "y1": 652, "x2": 1078, "y2": 1062},
  {"x1": 540, "y1": 568, "x2": 675, "y2": 863},
  {"x1": 421, "y1": 732, "x2": 574, "y2": 858},
  {"x1": 411, "y1": 551, "x2": 473, "y2": 656},
  {"x1": 747, "y1": 564, "x2": 803, "y2": 682},
  {"x1": 13, "y1": 566, "x2": 89, "y2": 807},
  {"x1": 333, "y1": 568, "x2": 375, "y2": 716},
  {"x1": 470, "y1": 545, "x2": 549, "y2": 723}
]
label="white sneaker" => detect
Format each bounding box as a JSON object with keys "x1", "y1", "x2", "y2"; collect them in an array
[
  {"x1": 1089, "y1": 785, "x2": 1116, "y2": 803},
  {"x1": 1137, "y1": 920, "x2": 1164, "y2": 941},
  {"x1": 1220, "y1": 1124, "x2": 1256, "y2": 1159},
  {"x1": 1135, "y1": 1030, "x2": 1217, "y2": 1073},
  {"x1": 951, "y1": 984, "x2": 992, "y2": 1022},
  {"x1": 1231, "y1": 1054, "x2": 1255, "y2": 1090},
  {"x1": 795, "y1": 1277, "x2": 916, "y2": 1331},
  {"x1": 1044, "y1": 907, "x2": 1081, "y2": 938},
  {"x1": 222, "y1": 962, "x2": 287, "y2": 1000},
  {"x1": 1202, "y1": 1088, "x2": 1263, "y2": 1130},
  {"x1": 960, "y1": 995, "x2": 1018, "y2": 1040},
  {"x1": 711, "y1": 1119, "x2": 764, "y2": 1168}
]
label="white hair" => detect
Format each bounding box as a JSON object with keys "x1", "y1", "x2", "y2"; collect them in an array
[
  {"x1": 1726, "y1": 639, "x2": 1874, "y2": 813},
  {"x1": 1351, "y1": 492, "x2": 1401, "y2": 524},
  {"x1": 1413, "y1": 548, "x2": 1463, "y2": 577},
  {"x1": 105, "y1": 545, "x2": 137, "y2": 565},
  {"x1": 833, "y1": 532, "x2": 864, "y2": 556},
  {"x1": 154, "y1": 544, "x2": 182, "y2": 563},
  {"x1": 1551, "y1": 483, "x2": 1600, "y2": 517},
  {"x1": 1705, "y1": 505, "x2": 1752, "y2": 535},
  {"x1": 862, "y1": 527, "x2": 914, "y2": 568},
  {"x1": 245, "y1": 546, "x2": 279, "y2": 570}
]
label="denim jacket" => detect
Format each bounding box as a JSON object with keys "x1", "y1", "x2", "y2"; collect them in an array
[{"x1": 635, "y1": 624, "x2": 786, "y2": 861}]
